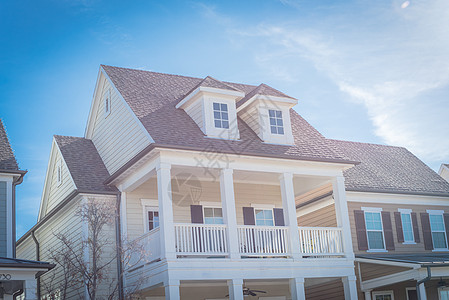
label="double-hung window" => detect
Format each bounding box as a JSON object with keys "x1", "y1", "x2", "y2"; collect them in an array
[
  {"x1": 364, "y1": 208, "x2": 385, "y2": 251},
  {"x1": 268, "y1": 109, "x2": 284, "y2": 135},
  {"x1": 399, "y1": 209, "x2": 414, "y2": 243},
  {"x1": 204, "y1": 207, "x2": 224, "y2": 224},
  {"x1": 213, "y1": 102, "x2": 229, "y2": 129},
  {"x1": 428, "y1": 210, "x2": 448, "y2": 250},
  {"x1": 146, "y1": 208, "x2": 159, "y2": 231},
  {"x1": 255, "y1": 209, "x2": 274, "y2": 226},
  {"x1": 372, "y1": 291, "x2": 394, "y2": 300}
]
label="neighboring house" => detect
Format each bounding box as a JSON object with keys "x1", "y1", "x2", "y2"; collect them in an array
[
  {"x1": 0, "y1": 119, "x2": 54, "y2": 300},
  {"x1": 298, "y1": 141, "x2": 449, "y2": 300},
  {"x1": 439, "y1": 164, "x2": 449, "y2": 183}
]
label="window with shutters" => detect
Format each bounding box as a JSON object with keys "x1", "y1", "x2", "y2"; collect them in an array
[
  {"x1": 399, "y1": 209, "x2": 415, "y2": 243},
  {"x1": 364, "y1": 208, "x2": 386, "y2": 251},
  {"x1": 372, "y1": 291, "x2": 394, "y2": 300},
  {"x1": 428, "y1": 210, "x2": 448, "y2": 250},
  {"x1": 204, "y1": 207, "x2": 224, "y2": 224},
  {"x1": 255, "y1": 209, "x2": 274, "y2": 226}
]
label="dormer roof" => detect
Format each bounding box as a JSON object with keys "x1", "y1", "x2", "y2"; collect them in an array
[
  {"x1": 0, "y1": 119, "x2": 19, "y2": 171},
  {"x1": 237, "y1": 83, "x2": 296, "y2": 109}
]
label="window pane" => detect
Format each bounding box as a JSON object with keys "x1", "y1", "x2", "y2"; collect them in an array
[
  {"x1": 269, "y1": 110, "x2": 275, "y2": 117},
  {"x1": 222, "y1": 121, "x2": 229, "y2": 129},
  {"x1": 256, "y1": 219, "x2": 265, "y2": 226},
  {"x1": 214, "y1": 111, "x2": 221, "y2": 119},
  {"x1": 401, "y1": 213, "x2": 414, "y2": 242},
  {"x1": 277, "y1": 118, "x2": 283, "y2": 126},
  {"x1": 214, "y1": 217, "x2": 224, "y2": 224},
  {"x1": 271, "y1": 126, "x2": 277, "y2": 134},
  {"x1": 215, "y1": 120, "x2": 222, "y2": 128},
  {"x1": 214, "y1": 208, "x2": 223, "y2": 217},
  {"x1": 430, "y1": 215, "x2": 445, "y2": 231},
  {"x1": 276, "y1": 110, "x2": 282, "y2": 118},
  {"x1": 270, "y1": 118, "x2": 276, "y2": 125},
  {"x1": 222, "y1": 112, "x2": 228, "y2": 121},
  {"x1": 213, "y1": 102, "x2": 220, "y2": 110},
  {"x1": 204, "y1": 217, "x2": 214, "y2": 224},
  {"x1": 368, "y1": 231, "x2": 384, "y2": 249},
  {"x1": 221, "y1": 103, "x2": 227, "y2": 111},
  {"x1": 255, "y1": 209, "x2": 264, "y2": 219},
  {"x1": 204, "y1": 208, "x2": 213, "y2": 217},
  {"x1": 432, "y1": 232, "x2": 447, "y2": 249},
  {"x1": 278, "y1": 127, "x2": 284, "y2": 135},
  {"x1": 264, "y1": 210, "x2": 273, "y2": 219}
]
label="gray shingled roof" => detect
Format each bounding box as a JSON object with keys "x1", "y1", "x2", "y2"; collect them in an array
[
  {"x1": 236, "y1": 83, "x2": 295, "y2": 108},
  {"x1": 333, "y1": 140, "x2": 449, "y2": 196},
  {"x1": 101, "y1": 65, "x2": 352, "y2": 164},
  {"x1": 0, "y1": 119, "x2": 19, "y2": 171},
  {"x1": 54, "y1": 135, "x2": 117, "y2": 193}
]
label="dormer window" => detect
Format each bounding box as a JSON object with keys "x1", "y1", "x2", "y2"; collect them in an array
[
  {"x1": 269, "y1": 110, "x2": 284, "y2": 135},
  {"x1": 213, "y1": 102, "x2": 229, "y2": 129}
]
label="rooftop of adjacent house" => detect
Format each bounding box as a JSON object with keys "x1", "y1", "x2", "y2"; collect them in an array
[
  {"x1": 356, "y1": 254, "x2": 449, "y2": 266},
  {"x1": 0, "y1": 119, "x2": 19, "y2": 171},
  {"x1": 54, "y1": 135, "x2": 117, "y2": 193},
  {"x1": 101, "y1": 65, "x2": 353, "y2": 165},
  {"x1": 0, "y1": 257, "x2": 54, "y2": 269},
  {"x1": 332, "y1": 139, "x2": 449, "y2": 197}
]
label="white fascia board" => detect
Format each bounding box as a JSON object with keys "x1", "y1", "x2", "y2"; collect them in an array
[
  {"x1": 346, "y1": 191, "x2": 449, "y2": 206},
  {"x1": 176, "y1": 87, "x2": 245, "y2": 109},
  {"x1": 361, "y1": 269, "x2": 418, "y2": 290},
  {"x1": 84, "y1": 67, "x2": 104, "y2": 138},
  {"x1": 237, "y1": 94, "x2": 298, "y2": 113},
  {"x1": 355, "y1": 258, "x2": 420, "y2": 269},
  {"x1": 296, "y1": 197, "x2": 334, "y2": 217}
]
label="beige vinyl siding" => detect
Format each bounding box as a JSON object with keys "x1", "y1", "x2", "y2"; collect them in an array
[
  {"x1": 370, "y1": 279, "x2": 439, "y2": 300},
  {"x1": 305, "y1": 279, "x2": 345, "y2": 300},
  {"x1": 348, "y1": 201, "x2": 449, "y2": 254},
  {"x1": 45, "y1": 149, "x2": 76, "y2": 215},
  {"x1": 358, "y1": 262, "x2": 408, "y2": 281},
  {"x1": 126, "y1": 177, "x2": 284, "y2": 241},
  {"x1": 295, "y1": 183, "x2": 332, "y2": 206},
  {"x1": 184, "y1": 99, "x2": 204, "y2": 132},
  {"x1": 298, "y1": 204, "x2": 337, "y2": 227},
  {"x1": 91, "y1": 77, "x2": 151, "y2": 174},
  {"x1": 240, "y1": 105, "x2": 260, "y2": 135}
]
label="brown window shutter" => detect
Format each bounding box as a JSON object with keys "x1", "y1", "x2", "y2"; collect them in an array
[
  {"x1": 243, "y1": 207, "x2": 255, "y2": 225},
  {"x1": 382, "y1": 211, "x2": 395, "y2": 250},
  {"x1": 411, "y1": 212, "x2": 420, "y2": 243},
  {"x1": 444, "y1": 213, "x2": 449, "y2": 247},
  {"x1": 420, "y1": 213, "x2": 433, "y2": 250},
  {"x1": 394, "y1": 212, "x2": 404, "y2": 243},
  {"x1": 354, "y1": 210, "x2": 368, "y2": 251},
  {"x1": 190, "y1": 205, "x2": 203, "y2": 224},
  {"x1": 273, "y1": 208, "x2": 285, "y2": 226}
]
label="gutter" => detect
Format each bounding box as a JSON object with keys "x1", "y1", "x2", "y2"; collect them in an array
[
  {"x1": 115, "y1": 192, "x2": 125, "y2": 300},
  {"x1": 416, "y1": 266, "x2": 431, "y2": 300}
]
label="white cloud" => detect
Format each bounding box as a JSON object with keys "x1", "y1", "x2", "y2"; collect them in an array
[{"x1": 228, "y1": 0, "x2": 449, "y2": 163}]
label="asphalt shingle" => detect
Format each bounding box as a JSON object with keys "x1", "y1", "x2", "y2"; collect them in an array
[
  {"x1": 54, "y1": 135, "x2": 117, "y2": 193},
  {"x1": 0, "y1": 119, "x2": 19, "y2": 171}
]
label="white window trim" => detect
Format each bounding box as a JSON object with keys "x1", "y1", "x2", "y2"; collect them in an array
[
  {"x1": 439, "y1": 286, "x2": 449, "y2": 300},
  {"x1": 372, "y1": 290, "x2": 394, "y2": 300},
  {"x1": 427, "y1": 210, "x2": 448, "y2": 251},
  {"x1": 104, "y1": 89, "x2": 111, "y2": 117},
  {"x1": 56, "y1": 160, "x2": 62, "y2": 186},
  {"x1": 141, "y1": 199, "x2": 159, "y2": 233},
  {"x1": 405, "y1": 287, "x2": 416, "y2": 300},
  {"x1": 203, "y1": 206, "x2": 224, "y2": 224},
  {"x1": 398, "y1": 208, "x2": 416, "y2": 244},
  {"x1": 251, "y1": 205, "x2": 275, "y2": 227},
  {"x1": 200, "y1": 201, "x2": 222, "y2": 208},
  {"x1": 251, "y1": 203, "x2": 276, "y2": 209},
  {"x1": 362, "y1": 207, "x2": 387, "y2": 252}
]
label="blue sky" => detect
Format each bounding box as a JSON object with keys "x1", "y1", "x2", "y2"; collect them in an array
[{"x1": 1, "y1": 0, "x2": 448, "y2": 238}]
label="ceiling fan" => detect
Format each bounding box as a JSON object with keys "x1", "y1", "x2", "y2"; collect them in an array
[{"x1": 225, "y1": 286, "x2": 267, "y2": 297}]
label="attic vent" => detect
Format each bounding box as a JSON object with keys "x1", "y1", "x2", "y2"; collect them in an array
[{"x1": 104, "y1": 89, "x2": 111, "y2": 117}]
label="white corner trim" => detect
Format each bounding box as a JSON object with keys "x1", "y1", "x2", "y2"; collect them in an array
[
  {"x1": 427, "y1": 209, "x2": 445, "y2": 215},
  {"x1": 398, "y1": 208, "x2": 412, "y2": 214},
  {"x1": 200, "y1": 201, "x2": 222, "y2": 208},
  {"x1": 141, "y1": 199, "x2": 159, "y2": 207},
  {"x1": 361, "y1": 207, "x2": 383, "y2": 212}
]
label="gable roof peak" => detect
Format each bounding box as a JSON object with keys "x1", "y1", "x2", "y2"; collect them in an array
[{"x1": 0, "y1": 119, "x2": 19, "y2": 171}]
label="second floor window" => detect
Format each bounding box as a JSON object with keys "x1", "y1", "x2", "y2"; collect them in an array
[
  {"x1": 429, "y1": 213, "x2": 448, "y2": 249},
  {"x1": 213, "y1": 102, "x2": 229, "y2": 129},
  {"x1": 204, "y1": 207, "x2": 224, "y2": 224},
  {"x1": 365, "y1": 211, "x2": 385, "y2": 250},
  {"x1": 269, "y1": 110, "x2": 284, "y2": 135},
  {"x1": 400, "y1": 212, "x2": 414, "y2": 243},
  {"x1": 255, "y1": 209, "x2": 274, "y2": 226},
  {"x1": 146, "y1": 208, "x2": 159, "y2": 231}
]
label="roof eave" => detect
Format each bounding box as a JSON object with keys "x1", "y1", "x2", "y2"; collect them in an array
[{"x1": 176, "y1": 86, "x2": 245, "y2": 109}]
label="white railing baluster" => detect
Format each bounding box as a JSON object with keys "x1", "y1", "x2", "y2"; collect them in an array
[
  {"x1": 173, "y1": 224, "x2": 228, "y2": 256},
  {"x1": 298, "y1": 227, "x2": 344, "y2": 257},
  {"x1": 236, "y1": 225, "x2": 289, "y2": 256}
]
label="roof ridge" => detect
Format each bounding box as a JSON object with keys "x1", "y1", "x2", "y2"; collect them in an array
[
  {"x1": 101, "y1": 64, "x2": 204, "y2": 81},
  {"x1": 330, "y1": 138, "x2": 407, "y2": 150}
]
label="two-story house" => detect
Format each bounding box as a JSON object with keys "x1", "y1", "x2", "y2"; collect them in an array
[
  {"x1": 0, "y1": 119, "x2": 54, "y2": 300},
  {"x1": 17, "y1": 66, "x2": 361, "y2": 300},
  {"x1": 298, "y1": 141, "x2": 449, "y2": 300}
]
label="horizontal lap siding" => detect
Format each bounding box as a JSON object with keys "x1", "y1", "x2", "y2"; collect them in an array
[
  {"x1": 46, "y1": 150, "x2": 76, "y2": 214},
  {"x1": 305, "y1": 279, "x2": 344, "y2": 300},
  {"x1": 359, "y1": 262, "x2": 408, "y2": 281},
  {"x1": 184, "y1": 99, "x2": 204, "y2": 131},
  {"x1": 298, "y1": 204, "x2": 337, "y2": 227},
  {"x1": 91, "y1": 78, "x2": 151, "y2": 174},
  {"x1": 295, "y1": 184, "x2": 333, "y2": 206},
  {"x1": 0, "y1": 181, "x2": 6, "y2": 256},
  {"x1": 240, "y1": 105, "x2": 260, "y2": 135},
  {"x1": 348, "y1": 201, "x2": 449, "y2": 254}
]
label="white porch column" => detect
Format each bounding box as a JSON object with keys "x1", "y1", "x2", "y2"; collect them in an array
[
  {"x1": 279, "y1": 172, "x2": 301, "y2": 260},
  {"x1": 342, "y1": 275, "x2": 358, "y2": 300},
  {"x1": 157, "y1": 162, "x2": 176, "y2": 260},
  {"x1": 289, "y1": 277, "x2": 306, "y2": 300},
  {"x1": 227, "y1": 279, "x2": 244, "y2": 300},
  {"x1": 220, "y1": 169, "x2": 240, "y2": 259},
  {"x1": 23, "y1": 279, "x2": 37, "y2": 300},
  {"x1": 332, "y1": 175, "x2": 355, "y2": 259},
  {"x1": 418, "y1": 282, "x2": 427, "y2": 300},
  {"x1": 165, "y1": 279, "x2": 180, "y2": 300},
  {"x1": 364, "y1": 290, "x2": 372, "y2": 300}
]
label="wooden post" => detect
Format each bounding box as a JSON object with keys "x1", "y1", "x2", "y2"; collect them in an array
[
  {"x1": 280, "y1": 172, "x2": 301, "y2": 260},
  {"x1": 220, "y1": 169, "x2": 240, "y2": 259}
]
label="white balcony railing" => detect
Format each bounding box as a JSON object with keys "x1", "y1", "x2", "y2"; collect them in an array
[
  {"x1": 298, "y1": 227, "x2": 344, "y2": 256},
  {"x1": 237, "y1": 225, "x2": 289, "y2": 256},
  {"x1": 174, "y1": 223, "x2": 228, "y2": 256},
  {"x1": 128, "y1": 227, "x2": 161, "y2": 269}
]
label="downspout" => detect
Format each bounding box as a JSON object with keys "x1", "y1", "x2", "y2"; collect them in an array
[
  {"x1": 31, "y1": 230, "x2": 41, "y2": 300},
  {"x1": 115, "y1": 192, "x2": 125, "y2": 300},
  {"x1": 12, "y1": 172, "x2": 25, "y2": 258},
  {"x1": 416, "y1": 266, "x2": 431, "y2": 300}
]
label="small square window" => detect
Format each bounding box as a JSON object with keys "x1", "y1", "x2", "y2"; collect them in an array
[
  {"x1": 213, "y1": 102, "x2": 229, "y2": 129},
  {"x1": 268, "y1": 109, "x2": 284, "y2": 135}
]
